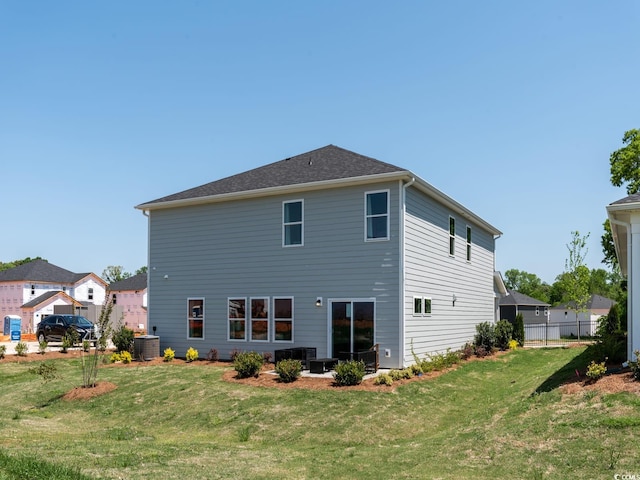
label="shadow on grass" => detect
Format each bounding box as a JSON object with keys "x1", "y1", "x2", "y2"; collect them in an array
[{"x1": 533, "y1": 346, "x2": 596, "y2": 395}]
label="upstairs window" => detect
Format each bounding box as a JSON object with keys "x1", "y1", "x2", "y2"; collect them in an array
[
  {"x1": 466, "y1": 226, "x2": 472, "y2": 262},
  {"x1": 88, "y1": 288, "x2": 94, "y2": 300},
  {"x1": 365, "y1": 190, "x2": 389, "y2": 241},
  {"x1": 283, "y1": 200, "x2": 303, "y2": 246},
  {"x1": 449, "y1": 217, "x2": 456, "y2": 256}
]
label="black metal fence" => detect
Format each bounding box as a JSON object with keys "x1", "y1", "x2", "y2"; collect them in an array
[{"x1": 524, "y1": 320, "x2": 599, "y2": 346}]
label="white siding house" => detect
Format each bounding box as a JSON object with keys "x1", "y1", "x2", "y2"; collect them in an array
[{"x1": 137, "y1": 145, "x2": 501, "y2": 368}]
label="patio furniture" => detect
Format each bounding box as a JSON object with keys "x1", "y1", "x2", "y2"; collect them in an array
[
  {"x1": 338, "y1": 346, "x2": 379, "y2": 374},
  {"x1": 274, "y1": 347, "x2": 317, "y2": 369},
  {"x1": 309, "y1": 357, "x2": 339, "y2": 374}
]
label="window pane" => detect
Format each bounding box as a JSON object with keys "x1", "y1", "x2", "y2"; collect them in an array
[
  {"x1": 229, "y1": 320, "x2": 245, "y2": 339},
  {"x1": 228, "y1": 298, "x2": 246, "y2": 319},
  {"x1": 252, "y1": 320, "x2": 268, "y2": 340},
  {"x1": 367, "y1": 217, "x2": 388, "y2": 239},
  {"x1": 414, "y1": 297, "x2": 422, "y2": 314},
  {"x1": 275, "y1": 320, "x2": 292, "y2": 341},
  {"x1": 284, "y1": 201, "x2": 302, "y2": 223},
  {"x1": 285, "y1": 224, "x2": 302, "y2": 245},
  {"x1": 189, "y1": 319, "x2": 203, "y2": 338},
  {"x1": 425, "y1": 298, "x2": 432, "y2": 314},
  {"x1": 466, "y1": 226, "x2": 471, "y2": 243},
  {"x1": 367, "y1": 192, "x2": 387, "y2": 215},
  {"x1": 251, "y1": 298, "x2": 268, "y2": 319},
  {"x1": 449, "y1": 236, "x2": 455, "y2": 256},
  {"x1": 274, "y1": 298, "x2": 292, "y2": 318},
  {"x1": 188, "y1": 299, "x2": 204, "y2": 338},
  {"x1": 449, "y1": 217, "x2": 455, "y2": 235}
]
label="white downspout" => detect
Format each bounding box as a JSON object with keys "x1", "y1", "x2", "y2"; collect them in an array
[
  {"x1": 400, "y1": 177, "x2": 415, "y2": 367},
  {"x1": 610, "y1": 217, "x2": 632, "y2": 360}
]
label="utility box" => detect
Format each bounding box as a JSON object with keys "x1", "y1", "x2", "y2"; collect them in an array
[
  {"x1": 3, "y1": 315, "x2": 22, "y2": 339},
  {"x1": 133, "y1": 335, "x2": 160, "y2": 361}
]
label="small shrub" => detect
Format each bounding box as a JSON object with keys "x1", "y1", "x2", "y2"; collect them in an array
[
  {"x1": 629, "y1": 350, "x2": 640, "y2": 381},
  {"x1": 474, "y1": 345, "x2": 490, "y2": 358},
  {"x1": 112, "y1": 325, "x2": 135, "y2": 354},
  {"x1": 206, "y1": 348, "x2": 218, "y2": 362},
  {"x1": 229, "y1": 348, "x2": 241, "y2": 362},
  {"x1": 262, "y1": 351, "x2": 273, "y2": 364},
  {"x1": 586, "y1": 360, "x2": 607, "y2": 381},
  {"x1": 275, "y1": 359, "x2": 302, "y2": 383},
  {"x1": 110, "y1": 352, "x2": 122, "y2": 363},
  {"x1": 495, "y1": 319, "x2": 514, "y2": 351},
  {"x1": 374, "y1": 373, "x2": 393, "y2": 386},
  {"x1": 38, "y1": 340, "x2": 48, "y2": 355},
  {"x1": 0, "y1": 345, "x2": 6, "y2": 359},
  {"x1": 120, "y1": 351, "x2": 132, "y2": 364},
  {"x1": 460, "y1": 342, "x2": 474, "y2": 360},
  {"x1": 15, "y1": 341, "x2": 28, "y2": 357},
  {"x1": 65, "y1": 328, "x2": 80, "y2": 346},
  {"x1": 82, "y1": 340, "x2": 90, "y2": 352},
  {"x1": 508, "y1": 339, "x2": 519, "y2": 350},
  {"x1": 474, "y1": 322, "x2": 496, "y2": 352},
  {"x1": 409, "y1": 363, "x2": 423, "y2": 376},
  {"x1": 444, "y1": 348, "x2": 461, "y2": 366},
  {"x1": 333, "y1": 360, "x2": 365, "y2": 386},
  {"x1": 389, "y1": 369, "x2": 412, "y2": 381},
  {"x1": 29, "y1": 362, "x2": 59, "y2": 383},
  {"x1": 163, "y1": 348, "x2": 175, "y2": 362},
  {"x1": 61, "y1": 334, "x2": 72, "y2": 353},
  {"x1": 513, "y1": 313, "x2": 525, "y2": 346},
  {"x1": 234, "y1": 351, "x2": 264, "y2": 378},
  {"x1": 185, "y1": 347, "x2": 199, "y2": 363}
]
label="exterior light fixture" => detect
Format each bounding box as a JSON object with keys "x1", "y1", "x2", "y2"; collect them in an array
[{"x1": 315, "y1": 297, "x2": 323, "y2": 307}]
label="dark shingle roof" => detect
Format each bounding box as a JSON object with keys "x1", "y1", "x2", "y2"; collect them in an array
[
  {"x1": 611, "y1": 192, "x2": 640, "y2": 205},
  {"x1": 21, "y1": 291, "x2": 80, "y2": 309},
  {"x1": 551, "y1": 294, "x2": 616, "y2": 311},
  {"x1": 138, "y1": 145, "x2": 406, "y2": 207},
  {"x1": 109, "y1": 273, "x2": 147, "y2": 292},
  {"x1": 499, "y1": 289, "x2": 550, "y2": 307},
  {"x1": 0, "y1": 259, "x2": 88, "y2": 283}
]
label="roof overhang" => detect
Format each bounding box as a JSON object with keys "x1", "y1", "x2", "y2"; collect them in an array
[
  {"x1": 606, "y1": 200, "x2": 640, "y2": 277},
  {"x1": 136, "y1": 170, "x2": 502, "y2": 236}
]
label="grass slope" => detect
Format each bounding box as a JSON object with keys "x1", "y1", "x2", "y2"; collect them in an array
[{"x1": 1, "y1": 347, "x2": 639, "y2": 479}]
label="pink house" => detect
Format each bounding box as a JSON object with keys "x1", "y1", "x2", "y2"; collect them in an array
[
  {"x1": 109, "y1": 273, "x2": 148, "y2": 333},
  {"x1": 0, "y1": 259, "x2": 107, "y2": 332}
]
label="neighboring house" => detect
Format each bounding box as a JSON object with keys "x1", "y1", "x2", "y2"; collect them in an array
[
  {"x1": 109, "y1": 273, "x2": 148, "y2": 333},
  {"x1": 0, "y1": 259, "x2": 107, "y2": 332},
  {"x1": 498, "y1": 289, "x2": 550, "y2": 325},
  {"x1": 607, "y1": 193, "x2": 640, "y2": 359},
  {"x1": 549, "y1": 294, "x2": 615, "y2": 336},
  {"x1": 135, "y1": 145, "x2": 502, "y2": 368}
]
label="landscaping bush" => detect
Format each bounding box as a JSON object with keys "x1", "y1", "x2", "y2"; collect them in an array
[
  {"x1": 28, "y1": 362, "x2": 59, "y2": 383},
  {"x1": 110, "y1": 352, "x2": 122, "y2": 363},
  {"x1": 333, "y1": 360, "x2": 365, "y2": 386},
  {"x1": 594, "y1": 331, "x2": 627, "y2": 364},
  {"x1": 275, "y1": 359, "x2": 302, "y2": 383},
  {"x1": 389, "y1": 369, "x2": 412, "y2": 381},
  {"x1": 206, "y1": 348, "x2": 218, "y2": 362},
  {"x1": 409, "y1": 363, "x2": 423, "y2": 376},
  {"x1": 629, "y1": 350, "x2": 640, "y2": 381},
  {"x1": 61, "y1": 334, "x2": 72, "y2": 353},
  {"x1": 234, "y1": 351, "x2": 264, "y2": 378},
  {"x1": 508, "y1": 339, "x2": 519, "y2": 350},
  {"x1": 82, "y1": 340, "x2": 90, "y2": 352},
  {"x1": 460, "y1": 342, "x2": 474, "y2": 360},
  {"x1": 163, "y1": 348, "x2": 175, "y2": 362},
  {"x1": 597, "y1": 303, "x2": 621, "y2": 337},
  {"x1": 15, "y1": 341, "x2": 28, "y2": 357},
  {"x1": 474, "y1": 345, "x2": 490, "y2": 358},
  {"x1": 495, "y1": 319, "x2": 514, "y2": 351},
  {"x1": 120, "y1": 351, "x2": 132, "y2": 364},
  {"x1": 0, "y1": 345, "x2": 5, "y2": 359},
  {"x1": 185, "y1": 347, "x2": 199, "y2": 363},
  {"x1": 38, "y1": 341, "x2": 48, "y2": 355},
  {"x1": 513, "y1": 313, "x2": 525, "y2": 347},
  {"x1": 474, "y1": 322, "x2": 495, "y2": 352},
  {"x1": 586, "y1": 360, "x2": 606, "y2": 381},
  {"x1": 374, "y1": 373, "x2": 393, "y2": 386},
  {"x1": 112, "y1": 324, "x2": 134, "y2": 353}
]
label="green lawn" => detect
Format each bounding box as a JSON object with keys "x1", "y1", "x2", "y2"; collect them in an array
[{"x1": 1, "y1": 347, "x2": 639, "y2": 479}]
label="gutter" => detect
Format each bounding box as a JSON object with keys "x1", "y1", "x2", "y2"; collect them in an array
[{"x1": 399, "y1": 177, "x2": 415, "y2": 368}]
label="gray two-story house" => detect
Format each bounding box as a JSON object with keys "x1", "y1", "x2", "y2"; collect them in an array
[{"x1": 136, "y1": 145, "x2": 502, "y2": 368}]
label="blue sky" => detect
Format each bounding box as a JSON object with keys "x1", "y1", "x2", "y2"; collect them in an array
[{"x1": 1, "y1": 1, "x2": 638, "y2": 284}]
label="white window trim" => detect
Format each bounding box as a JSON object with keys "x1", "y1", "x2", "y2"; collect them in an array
[
  {"x1": 424, "y1": 297, "x2": 432, "y2": 316},
  {"x1": 466, "y1": 225, "x2": 472, "y2": 262},
  {"x1": 535, "y1": 306, "x2": 540, "y2": 316},
  {"x1": 273, "y1": 296, "x2": 294, "y2": 343},
  {"x1": 412, "y1": 296, "x2": 432, "y2": 317},
  {"x1": 227, "y1": 297, "x2": 247, "y2": 342},
  {"x1": 187, "y1": 297, "x2": 205, "y2": 341},
  {"x1": 249, "y1": 296, "x2": 270, "y2": 342},
  {"x1": 364, "y1": 189, "x2": 390, "y2": 242},
  {"x1": 282, "y1": 199, "x2": 304, "y2": 247},
  {"x1": 449, "y1": 216, "x2": 456, "y2": 257}
]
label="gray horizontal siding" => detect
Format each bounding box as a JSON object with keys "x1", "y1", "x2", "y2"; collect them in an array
[
  {"x1": 402, "y1": 187, "x2": 496, "y2": 365},
  {"x1": 147, "y1": 182, "x2": 402, "y2": 365}
]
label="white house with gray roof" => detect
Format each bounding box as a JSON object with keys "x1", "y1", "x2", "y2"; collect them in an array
[{"x1": 136, "y1": 145, "x2": 502, "y2": 368}]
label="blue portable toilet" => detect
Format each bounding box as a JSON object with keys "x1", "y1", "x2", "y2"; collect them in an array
[{"x1": 3, "y1": 315, "x2": 22, "y2": 341}]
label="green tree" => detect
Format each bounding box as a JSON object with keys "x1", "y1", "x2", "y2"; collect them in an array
[
  {"x1": 610, "y1": 128, "x2": 640, "y2": 194},
  {"x1": 563, "y1": 231, "x2": 591, "y2": 338},
  {"x1": 135, "y1": 266, "x2": 148, "y2": 275},
  {"x1": 0, "y1": 257, "x2": 46, "y2": 272},
  {"x1": 601, "y1": 219, "x2": 618, "y2": 269},
  {"x1": 101, "y1": 265, "x2": 131, "y2": 284},
  {"x1": 503, "y1": 269, "x2": 550, "y2": 303}
]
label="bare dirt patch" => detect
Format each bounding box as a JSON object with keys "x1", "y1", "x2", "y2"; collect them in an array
[{"x1": 62, "y1": 382, "x2": 118, "y2": 401}]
